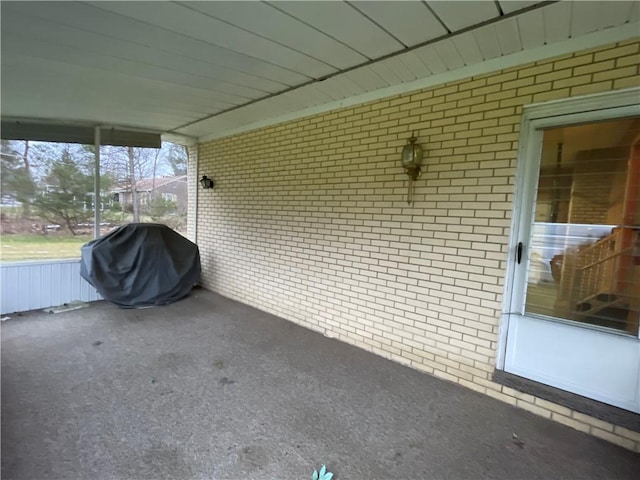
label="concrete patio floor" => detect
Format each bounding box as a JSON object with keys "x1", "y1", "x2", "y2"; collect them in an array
[{"x1": 2, "y1": 289, "x2": 639, "y2": 480}]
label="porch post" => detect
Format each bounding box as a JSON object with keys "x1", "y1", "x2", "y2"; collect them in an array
[{"x1": 94, "y1": 126, "x2": 101, "y2": 239}]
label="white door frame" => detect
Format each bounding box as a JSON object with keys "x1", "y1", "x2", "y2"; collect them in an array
[{"x1": 497, "y1": 88, "x2": 640, "y2": 411}]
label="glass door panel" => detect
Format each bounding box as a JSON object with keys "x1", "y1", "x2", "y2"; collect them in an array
[{"x1": 524, "y1": 118, "x2": 640, "y2": 335}]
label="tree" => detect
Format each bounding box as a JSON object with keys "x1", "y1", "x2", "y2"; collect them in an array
[
  {"x1": 100, "y1": 145, "x2": 166, "y2": 220},
  {"x1": 165, "y1": 143, "x2": 188, "y2": 176},
  {"x1": 32, "y1": 147, "x2": 95, "y2": 235},
  {"x1": 148, "y1": 196, "x2": 177, "y2": 220},
  {"x1": 127, "y1": 146, "x2": 140, "y2": 222},
  {"x1": 151, "y1": 148, "x2": 161, "y2": 203},
  {"x1": 0, "y1": 140, "x2": 36, "y2": 214}
]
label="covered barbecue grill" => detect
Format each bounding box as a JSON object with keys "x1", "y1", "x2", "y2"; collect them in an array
[{"x1": 80, "y1": 223, "x2": 200, "y2": 308}]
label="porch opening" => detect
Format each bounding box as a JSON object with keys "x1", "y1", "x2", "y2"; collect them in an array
[{"x1": 1, "y1": 138, "x2": 191, "y2": 315}]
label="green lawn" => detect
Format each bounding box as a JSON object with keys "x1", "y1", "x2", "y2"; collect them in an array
[{"x1": 0, "y1": 234, "x2": 92, "y2": 262}]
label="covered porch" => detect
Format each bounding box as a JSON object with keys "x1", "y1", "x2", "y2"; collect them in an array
[
  {"x1": 2, "y1": 291, "x2": 639, "y2": 479},
  {"x1": 2, "y1": 0, "x2": 640, "y2": 457}
]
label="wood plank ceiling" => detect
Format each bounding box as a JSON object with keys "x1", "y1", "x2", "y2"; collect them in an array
[{"x1": 1, "y1": 1, "x2": 638, "y2": 141}]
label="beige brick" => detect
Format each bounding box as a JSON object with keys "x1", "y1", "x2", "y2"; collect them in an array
[
  {"x1": 474, "y1": 83, "x2": 502, "y2": 95},
  {"x1": 459, "y1": 78, "x2": 488, "y2": 92},
  {"x1": 446, "y1": 90, "x2": 473, "y2": 102},
  {"x1": 444, "y1": 106, "x2": 472, "y2": 117},
  {"x1": 509, "y1": 389, "x2": 535, "y2": 403},
  {"x1": 553, "y1": 74, "x2": 593, "y2": 89},
  {"x1": 500, "y1": 96, "x2": 529, "y2": 108},
  {"x1": 550, "y1": 413, "x2": 591, "y2": 434},
  {"x1": 616, "y1": 55, "x2": 640, "y2": 68},
  {"x1": 519, "y1": 63, "x2": 553, "y2": 78},
  {"x1": 613, "y1": 426, "x2": 640, "y2": 443},
  {"x1": 485, "y1": 388, "x2": 517, "y2": 405},
  {"x1": 591, "y1": 428, "x2": 636, "y2": 451},
  {"x1": 486, "y1": 71, "x2": 519, "y2": 85},
  {"x1": 593, "y1": 66, "x2": 638, "y2": 82},
  {"x1": 536, "y1": 69, "x2": 573, "y2": 83},
  {"x1": 484, "y1": 107, "x2": 515, "y2": 120},
  {"x1": 594, "y1": 43, "x2": 639, "y2": 62},
  {"x1": 516, "y1": 399, "x2": 552, "y2": 419},
  {"x1": 571, "y1": 80, "x2": 612, "y2": 96},
  {"x1": 518, "y1": 83, "x2": 552, "y2": 96},
  {"x1": 457, "y1": 95, "x2": 488, "y2": 108},
  {"x1": 573, "y1": 60, "x2": 615, "y2": 76},
  {"x1": 613, "y1": 75, "x2": 640, "y2": 89},
  {"x1": 532, "y1": 88, "x2": 571, "y2": 103},
  {"x1": 486, "y1": 89, "x2": 517, "y2": 102},
  {"x1": 504, "y1": 73, "x2": 538, "y2": 90},
  {"x1": 470, "y1": 101, "x2": 501, "y2": 113},
  {"x1": 411, "y1": 90, "x2": 434, "y2": 102},
  {"x1": 554, "y1": 53, "x2": 594, "y2": 70},
  {"x1": 432, "y1": 85, "x2": 459, "y2": 98},
  {"x1": 533, "y1": 398, "x2": 572, "y2": 417},
  {"x1": 571, "y1": 412, "x2": 615, "y2": 432},
  {"x1": 618, "y1": 38, "x2": 640, "y2": 47}
]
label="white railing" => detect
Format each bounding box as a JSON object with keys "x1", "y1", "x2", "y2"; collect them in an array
[
  {"x1": 569, "y1": 228, "x2": 636, "y2": 317},
  {"x1": 0, "y1": 259, "x2": 101, "y2": 315},
  {"x1": 574, "y1": 230, "x2": 620, "y2": 303}
]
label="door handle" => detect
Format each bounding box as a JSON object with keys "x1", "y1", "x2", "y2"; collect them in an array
[{"x1": 517, "y1": 242, "x2": 523, "y2": 264}]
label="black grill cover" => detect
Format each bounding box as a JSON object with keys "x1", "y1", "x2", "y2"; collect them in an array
[{"x1": 80, "y1": 223, "x2": 200, "y2": 308}]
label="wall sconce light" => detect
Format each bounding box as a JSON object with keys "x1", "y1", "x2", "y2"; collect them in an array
[
  {"x1": 200, "y1": 175, "x2": 214, "y2": 189},
  {"x1": 401, "y1": 132, "x2": 424, "y2": 205}
]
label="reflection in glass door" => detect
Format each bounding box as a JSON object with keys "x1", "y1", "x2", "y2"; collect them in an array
[{"x1": 525, "y1": 118, "x2": 640, "y2": 336}]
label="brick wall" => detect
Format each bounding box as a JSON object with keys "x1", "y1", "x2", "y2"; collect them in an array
[{"x1": 196, "y1": 40, "x2": 640, "y2": 451}]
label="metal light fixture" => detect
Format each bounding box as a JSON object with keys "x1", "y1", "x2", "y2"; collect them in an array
[
  {"x1": 200, "y1": 175, "x2": 214, "y2": 189},
  {"x1": 401, "y1": 132, "x2": 424, "y2": 205}
]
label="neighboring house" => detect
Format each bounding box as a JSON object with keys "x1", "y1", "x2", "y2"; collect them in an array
[{"x1": 112, "y1": 176, "x2": 187, "y2": 214}]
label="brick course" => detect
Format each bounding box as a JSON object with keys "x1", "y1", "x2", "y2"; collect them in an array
[{"x1": 194, "y1": 40, "x2": 640, "y2": 451}]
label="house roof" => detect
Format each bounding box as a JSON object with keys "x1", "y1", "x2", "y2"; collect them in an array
[
  {"x1": 1, "y1": 1, "x2": 638, "y2": 143},
  {"x1": 112, "y1": 175, "x2": 187, "y2": 193}
]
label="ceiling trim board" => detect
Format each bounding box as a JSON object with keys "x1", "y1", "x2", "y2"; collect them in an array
[
  {"x1": 197, "y1": 23, "x2": 640, "y2": 142},
  {"x1": 1, "y1": 118, "x2": 197, "y2": 147},
  {"x1": 161, "y1": 133, "x2": 198, "y2": 147}
]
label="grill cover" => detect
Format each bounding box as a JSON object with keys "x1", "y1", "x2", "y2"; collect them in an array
[{"x1": 80, "y1": 223, "x2": 200, "y2": 308}]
